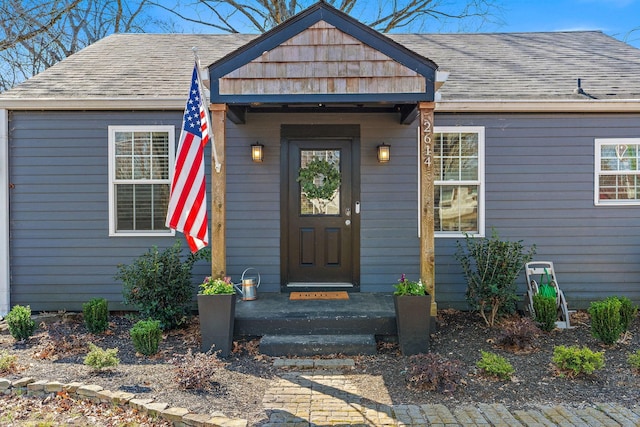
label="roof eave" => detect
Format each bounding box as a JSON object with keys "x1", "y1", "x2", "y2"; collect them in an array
[
  {"x1": 437, "y1": 99, "x2": 640, "y2": 113},
  {"x1": 1, "y1": 98, "x2": 639, "y2": 113},
  {"x1": 0, "y1": 98, "x2": 185, "y2": 110}
]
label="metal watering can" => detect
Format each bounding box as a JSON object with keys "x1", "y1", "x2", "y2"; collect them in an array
[{"x1": 234, "y1": 267, "x2": 261, "y2": 301}]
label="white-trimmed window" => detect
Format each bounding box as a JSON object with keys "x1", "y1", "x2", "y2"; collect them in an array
[
  {"x1": 434, "y1": 127, "x2": 485, "y2": 237},
  {"x1": 108, "y1": 126, "x2": 175, "y2": 236},
  {"x1": 595, "y1": 139, "x2": 640, "y2": 206}
]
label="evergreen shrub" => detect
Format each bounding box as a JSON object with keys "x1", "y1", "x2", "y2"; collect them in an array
[
  {"x1": 455, "y1": 231, "x2": 536, "y2": 327},
  {"x1": 115, "y1": 242, "x2": 209, "y2": 330},
  {"x1": 552, "y1": 345, "x2": 604, "y2": 376},
  {"x1": 130, "y1": 319, "x2": 163, "y2": 356},
  {"x1": 5, "y1": 305, "x2": 36, "y2": 341},
  {"x1": 589, "y1": 297, "x2": 623, "y2": 345},
  {"x1": 476, "y1": 350, "x2": 514, "y2": 380},
  {"x1": 82, "y1": 298, "x2": 109, "y2": 334},
  {"x1": 533, "y1": 293, "x2": 557, "y2": 332},
  {"x1": 84, "y1": 343, "x2": 120, "y2": 371}
]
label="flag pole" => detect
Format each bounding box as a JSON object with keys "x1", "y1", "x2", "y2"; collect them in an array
[{"x1": 192, "y1": 47, "x2": 222, "y2": 174}]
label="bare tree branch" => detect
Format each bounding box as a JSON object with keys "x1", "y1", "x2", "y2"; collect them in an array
[
  {"x1": 159, "y1": 0, "x2": 499, "y2": 34},
  {"x1": 0, "y1": 0, "x2": 83, "y2": 51},
  {"x1": 1, "y1": 0, "x2": 163, "y2": 92}
]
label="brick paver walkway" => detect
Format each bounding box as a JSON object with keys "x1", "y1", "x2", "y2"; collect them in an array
[{"x1": 261, "y1": 359, "x2": 640, "y2": 426}]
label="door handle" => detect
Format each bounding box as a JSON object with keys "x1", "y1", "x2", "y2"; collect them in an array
[
  {"x1": 345, "y1": 219, "x2": 351, "y2": 226},
  {"x1": 345, "y1": 208, "x2": 351, "y2": 217}
]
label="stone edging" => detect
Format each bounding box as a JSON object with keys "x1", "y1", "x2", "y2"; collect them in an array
[
  {"x1": 273, "y1": 358, "x2": 355, "y2": 369},
  {"x1": 0, "y1": 377, "x2": 247, "y2": 427}
]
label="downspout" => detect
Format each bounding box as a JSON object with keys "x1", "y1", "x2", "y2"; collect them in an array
[{"x1": 0, "y1": 109, "x2": 9, "y2": 316}]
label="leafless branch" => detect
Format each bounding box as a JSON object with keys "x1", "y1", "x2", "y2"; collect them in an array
[
  {"x1": 0, "y1": 0, "x2": 82, "y2": 51},
  {"x1": 161, "y1": 0, "x2": 499, "y2": 34}
]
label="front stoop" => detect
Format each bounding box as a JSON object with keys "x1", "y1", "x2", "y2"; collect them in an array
[{"x1": 260, "y1": 334, "x2": 377, "y2": 356}]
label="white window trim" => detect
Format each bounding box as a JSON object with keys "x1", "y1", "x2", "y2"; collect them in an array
[
  {"x1": 108, "y1": 125, "x2": 176, "y2": 237},
  {"x1": 433, "y1": 126, "x2": 485, "y2": 238},
  {"x1": 595, "y1": 138, "x2": 640, "y2": 207}
]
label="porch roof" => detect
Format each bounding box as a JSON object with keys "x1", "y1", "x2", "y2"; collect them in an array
[{"x1": 207, "y1": 2, "x2": 437, "y2": 107}]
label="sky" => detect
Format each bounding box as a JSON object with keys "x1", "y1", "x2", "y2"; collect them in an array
[
  {"x1": 479, "y1": 0, "x2": 639, "y2": 48},
  {"x1": 163, "y1": 0, "x2": 640, "y2": 49}
]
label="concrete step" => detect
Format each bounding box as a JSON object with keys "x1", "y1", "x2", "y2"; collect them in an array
[
  {"x1": 233, "y1": 293, "x2": 397, "y2": 337},
  {"x1": 259, "y1": 334, "x2": 377, "y2": 356}
]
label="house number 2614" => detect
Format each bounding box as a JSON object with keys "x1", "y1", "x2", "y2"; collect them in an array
[{"x1": 422, "y1": 116, "x2": 432, "y2": 166}]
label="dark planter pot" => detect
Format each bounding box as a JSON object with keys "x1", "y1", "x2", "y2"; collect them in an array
[
  {"x1": 197, "y1": 294, "x2": 236, "y2": 357},
  {"x1": 393, "y1": 294, "x2": 431, "y2": 355}
]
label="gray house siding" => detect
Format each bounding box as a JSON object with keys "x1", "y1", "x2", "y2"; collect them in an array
[
  {"x1": 435, "y1": 112, "x2": 640, "y2": 309},
  {"x1": 8, "y1": 110, "x2": 210, "y2": 311},
  {"x1": 225, "y1": 114, "x2": 282, "y2": 288},
  {"x1": 9, "y1": 110, "x2": 422, "y2": 310},
  {"x1": 10, "y1": 109, "x2": 639, "y2": 312},
  {"x1": 359, "y1": 114, "x2": 421, "y2": 291},
  {"x1": 224, "y1": 112, "x2": 421, "y2": 293}
]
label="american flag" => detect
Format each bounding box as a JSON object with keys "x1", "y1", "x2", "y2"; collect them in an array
[{"x1": 165, "y1": 63, "x2": 209, "y2": 252}]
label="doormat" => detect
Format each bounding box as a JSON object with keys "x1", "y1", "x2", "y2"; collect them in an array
[{"x1": 290, "y1": 291, "x2": 349, "y2": 301}]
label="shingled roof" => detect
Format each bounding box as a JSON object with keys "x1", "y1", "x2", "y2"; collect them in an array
[{"x1": 1, "y1": 31, "x2": 639, "y2": 108}]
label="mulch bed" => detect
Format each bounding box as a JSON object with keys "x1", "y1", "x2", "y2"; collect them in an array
[{"x1": 1, "y1": 308, "x2": 640, "y2": 426}]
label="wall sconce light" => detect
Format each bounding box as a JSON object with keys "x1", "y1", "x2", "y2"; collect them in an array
[
  {"x1": 377, "y1": 143, "x2": 390, "y2": 163},
  {"x1": 251, "y1": 142, "x2": 264, "y2": 163}
]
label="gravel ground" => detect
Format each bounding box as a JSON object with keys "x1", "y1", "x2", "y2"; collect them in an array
[{"x1": 1, "y1": 309, "x2": 639, "y2": 426}]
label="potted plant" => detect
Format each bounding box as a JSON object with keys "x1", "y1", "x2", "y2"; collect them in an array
[
  {"x1": 197, "y1": 276, "x2": 236, "y2": 357},
  {"x1": 393, "y1": 274, "x2": 431, "y2": 355}
]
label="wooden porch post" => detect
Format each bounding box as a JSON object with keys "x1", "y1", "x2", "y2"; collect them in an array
[
  {"x1": 210, "y1": 103, "x2": 227, "y2": 278},
  {"x1": 418, "y1": 102, "x2": 437, "y2": 317}
]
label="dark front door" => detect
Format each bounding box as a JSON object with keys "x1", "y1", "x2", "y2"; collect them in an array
[{"x1": 281, "y1": 126, "x2": 360, "y2": 290}]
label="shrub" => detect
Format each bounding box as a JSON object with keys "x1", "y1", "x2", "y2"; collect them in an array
[
  {"x1": 130, "y1": 320, "x2": 163, "y2": 356},
  {"x1": 115, "y1": 242, "x2": 209, "y2": 330},
  {"x1": 455, "y1": 231, "x2": 536, "y2": 327},
  {"x1": 589, "y1": 297, "x2": 623, "y2": 345},
  {"x1": 533, "y1": 293, "x2": 557, "y2": 332},
  {"x1": 83, "y1": 343, "x2": 120, "y2": 371},
  {"x1": 476, "y1": 350, "x2": 514, "y2": 380},
  {"x1": 552, "y1": 345, "x2": 604, "y2": 376},
  {"x1": 406, "y1": 353, "x2": 465, "y2": 393},
  {"x1": 618, "y1": 296, "x2": 638, "y2": 332},
  {"x1": 0, "y1": 350, "x2": 18, "y2": 374},
  {"x1": 628, "y1": 349, "x2": 640, "y2": 373},
  {"x1": 171, "y1": 349, "x2": 226, "y2": 390},
  {"x1": 496, "y1": 316, "x2": 540, "y2": 352},
  {"x1": 82, "y1": 298, "x2": 109, "y2": 334},
  {"x1": 5, "y1": 305, "x2": 36, "y2": 341},
  {"x1": 628, "y1": 349, "x2": 640, "y2": 370}
]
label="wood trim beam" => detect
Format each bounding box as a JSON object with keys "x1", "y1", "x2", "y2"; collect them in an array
[
  {"x1": 399, "y1": 104, "x2": 418, "y2": 124},
  {"x1": 418, "y1": 101, "x2": 437, "y2": 318},
  {"x1": 227, "y1": 105, "x2": 246, "y2": 124},
  {"x1": 210, "y1": 103, "x2": 227, "y2": 278}
]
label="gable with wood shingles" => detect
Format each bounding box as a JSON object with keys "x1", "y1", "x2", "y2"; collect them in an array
[{"x1": 219, "y1": 21, "x2": 426, "y2": 96}]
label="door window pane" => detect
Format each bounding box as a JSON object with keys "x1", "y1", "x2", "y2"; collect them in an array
[{"x1": 299, "y1": 149, "x2": 341, "y2": 215}]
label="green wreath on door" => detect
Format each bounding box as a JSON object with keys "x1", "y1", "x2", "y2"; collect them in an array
[{"x1": 297, "y1": 159, "x2": 341, "y2": 200}]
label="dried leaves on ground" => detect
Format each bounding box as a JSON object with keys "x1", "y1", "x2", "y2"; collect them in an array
[{"x1": 1, "y1": 308, "x2": 640, "y2": 426}]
